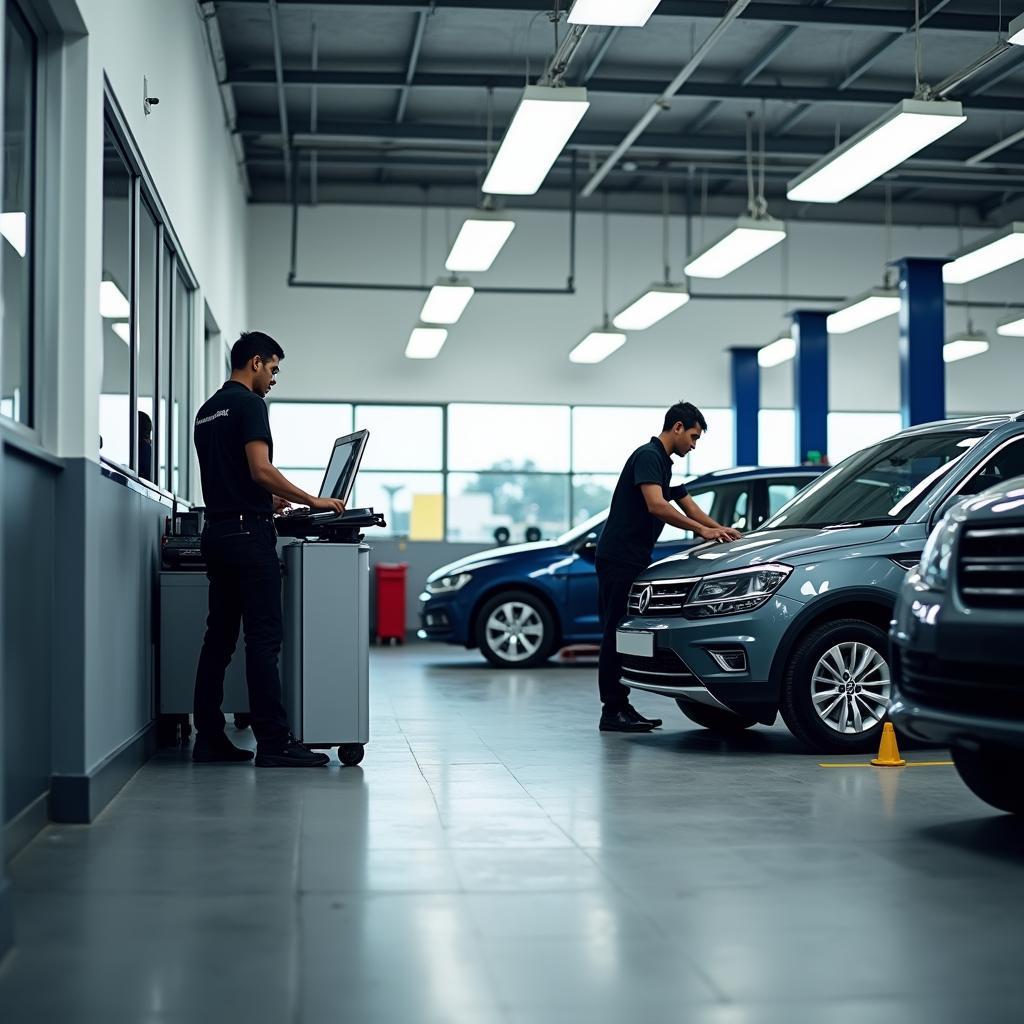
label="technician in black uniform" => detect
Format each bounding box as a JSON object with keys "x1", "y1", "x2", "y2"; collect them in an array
[
  {"x1": 191, "y1": 331, "x2": 346, "y2": 767},
  {"x1": 595, "y1": 401, "x2": 742, "y2": 733}
]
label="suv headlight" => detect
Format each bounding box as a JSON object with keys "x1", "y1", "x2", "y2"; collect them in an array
[
  {"x1": 684, "y1": 563, "x2": 792, "y2": 618},
  {"x1": 918, "y1": 516, "x2": 959, "y2": 591},
  {"x1": 425, "y1": 572, "x2": 473, "y2": 595}
]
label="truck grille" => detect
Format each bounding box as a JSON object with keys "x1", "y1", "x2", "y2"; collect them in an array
[
  {"x1": 898, "y1": 650, "x2": 1024, "y2": 719},
  {"x1": 621, "y1": 648, "x2": 694, "y2": 686},
  {"x1": 957, "y1": 524, "x2": 1024, "y2": 609},
  {"x1": 627, "y1": 578, "x2": 695, "y2": 616}
]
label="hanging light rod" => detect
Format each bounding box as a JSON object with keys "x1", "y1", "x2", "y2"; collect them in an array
[
  {"x1": 786, "y1": 99, "x2": 966, "y2": 204},
  {"x1": 569, "y1": 0, "x2": 662, "y2": 27},
  {"x1": 446, "y1": 209, "x2": 516, "y2": 272},
  {"x1": 483, "y1": 85, "x2": 589, "y2": 196},
  {"x1": 684, "y1": 216, "x2": 786, "y2": 279},
  {"x1": 943, "y1": 222, "x2": 1024, "y2": 284},
  {"x1": 827, "y1": 288, "x2": 901, "y2": 334}
]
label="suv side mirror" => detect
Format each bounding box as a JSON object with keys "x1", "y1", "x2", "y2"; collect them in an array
[{"x1": 578, "y1": 533, "x2": 599, "y2": 561}]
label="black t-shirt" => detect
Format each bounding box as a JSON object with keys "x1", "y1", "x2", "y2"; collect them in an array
[
  {"x1": 596, "y1": 437, "x2": 689, "y2": 569},
  {"x1": 194, "y1": 381, "x2": 274, "y2": 515}
]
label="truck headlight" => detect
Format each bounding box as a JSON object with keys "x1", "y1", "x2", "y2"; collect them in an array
[
  {"x1": 425, "y1": 572, "x2": 473, "y2": 595},
  {"x1": 918, "y1": 516, "x2": 959, "y2": 592},
  {"x1": 685, "y1": 564, "x2": 792, "y2": 618}
]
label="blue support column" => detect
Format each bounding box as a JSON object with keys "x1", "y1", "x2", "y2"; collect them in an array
[
  {"x1": 897, "y1": 257, "x2": 946, "y2": 427},
  {"x1": 730, "y1": 348, "x2": 760, "y2": 466},
  {"x1": 792, "y1": 310, "x2": 829, "y2": 464}
]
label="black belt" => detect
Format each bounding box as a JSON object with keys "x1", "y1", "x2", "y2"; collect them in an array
[{"x1": 206, "y1": 511, "x2": 274, "y2": 524}]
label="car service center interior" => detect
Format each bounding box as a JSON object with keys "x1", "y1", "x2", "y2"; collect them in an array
[{"x1": 2, "y1": 1, "x2": 1024, "y2": 1021}]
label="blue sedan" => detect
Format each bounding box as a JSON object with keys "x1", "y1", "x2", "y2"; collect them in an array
[{"x1": 419, "y1": 466, "x2": 826, "y2": 667}]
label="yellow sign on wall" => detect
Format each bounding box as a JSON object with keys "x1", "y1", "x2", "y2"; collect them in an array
[{"x1": 410, "y1": 493, "x2": 444, "y2": 541}]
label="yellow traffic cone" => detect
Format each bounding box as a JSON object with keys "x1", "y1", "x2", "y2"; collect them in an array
[{"x1": 871, "y1": 722, "x2": 906, "y2": 767}]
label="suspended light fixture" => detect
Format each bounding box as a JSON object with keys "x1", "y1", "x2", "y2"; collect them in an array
[
  {"x1": 827, "y1": 289, "x2": 901, "y2": 334},
  {"x1": 997, "y1": 313, "x2": 1024, "y2": 336},
  {"x1": 99, "y1": 279, "x2": 130, "y2": 319},
  {"x1": 420, "y1": 277, "x2": 475, "y2": 325},
  {"x1": 1010, "y1": 12, "x2": 1024, "y2": 45},
  {"x1": 405, "y1": 326, "x2": 448, "y2": 360},
  {"x1": 943, "y1": 332, "x2": 989, "y2": 363},
  {"x1": 787, "y1": 100, "x2": 965, "y2": 204},
  {"x1": 942, "y1": 222, "x2": 1024, "y2": 284},
  {"x1": 0, "y1": 211, "x2": 26, "y2": 257},
  {"x1": 686, "y1": 110, "x2": 786, "y2": 279},
  {"x1": 613, "y1": 177, "x2": 690, "y2": 329},
  {"x1": 757, "y1": 335, "x2": 796, "y2": 368},
  {"x1": 568, "y1": 0, "x2": 662, "y2": 27},
  {"x1": 571, "y1": 198, "x2": 627, "y2": 363},
  {"x1": 483, "y1": 85, "x2": 589, "y2": 196},
  {"x1": 445, "y1": 209, "x2": 516, "y2": 273}
]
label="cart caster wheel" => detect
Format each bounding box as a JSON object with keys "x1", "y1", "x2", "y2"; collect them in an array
[{"x1": 338, "y1": 744, "x2": 365, "y2": 766}]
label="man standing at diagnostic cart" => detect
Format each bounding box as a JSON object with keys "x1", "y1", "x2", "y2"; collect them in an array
[
  {"x1": 191, "y1": 331, "x2": 345, "y2": 767},
  {"x1": 595, "y1": 401, "x2": 742, "y2": 733}
]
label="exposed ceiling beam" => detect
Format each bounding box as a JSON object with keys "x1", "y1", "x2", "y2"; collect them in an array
[
  {"x1": 395, "y1": 8, "x2": 429, "y2": 123},
  {"x1": 224, "y1": 67, "x2": 1024, "y2": 114},
  {"x1": 212, "y1": 1, "x2": 1018, "y2": 35},
  {"x1": 579, "y1": 26, "x2": 618, "y2": 84}
]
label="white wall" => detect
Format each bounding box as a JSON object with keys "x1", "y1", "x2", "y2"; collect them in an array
[
  {"x1": 48, "y1": 0, "x2": 248, "y2": 460},
  {"x1": 248, "y1": 203, "x2": 1024, "y2": 415}
]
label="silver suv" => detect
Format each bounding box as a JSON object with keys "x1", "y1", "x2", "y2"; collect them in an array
[{"x1": 615, "y1": 413, "x2": 1024, "y2": 753}]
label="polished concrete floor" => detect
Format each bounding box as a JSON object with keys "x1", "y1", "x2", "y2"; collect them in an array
[{"x1": 3, "y1": 645, "x2": 1024, "y2": 1023}]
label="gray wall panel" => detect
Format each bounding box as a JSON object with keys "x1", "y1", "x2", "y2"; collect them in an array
[{"x1": 1, "y1": 447, "x2": 58, "y2": 822}]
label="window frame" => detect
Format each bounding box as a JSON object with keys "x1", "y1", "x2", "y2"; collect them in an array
[{"x1": 99, "y1": 83, "x2": 199, "y2": 502}]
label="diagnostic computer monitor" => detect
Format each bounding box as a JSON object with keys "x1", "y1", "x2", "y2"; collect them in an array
[{"x1": 318, "y1": 430, "x2": 370, "y2": 505}]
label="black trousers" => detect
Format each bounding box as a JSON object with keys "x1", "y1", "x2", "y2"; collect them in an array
[
  {"x1": 193, "y1": 515, "x2": 290, "y2": 746},
  {"x1": 596, "y1": 558, "x2": 644, "y2": 709}
]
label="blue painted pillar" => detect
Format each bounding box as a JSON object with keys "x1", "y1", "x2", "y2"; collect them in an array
[
  {"x1": 730, "y1": 348, "x2": 760, "y2": 466},
  {"x1": 792, "y1": 310, "x2": 829, "y2": 464},
  {"x1": 897, "y1": 257, "x2": 946, "y2": 427}
]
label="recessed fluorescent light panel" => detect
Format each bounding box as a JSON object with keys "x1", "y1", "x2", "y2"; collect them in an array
[
  {"x1": 612, "y1": 285, "x2": 690, "y2": 330},
  {"x1": 943, "y1": 333, "x2": 989, "y2": 363},
  {"x1": 0, "y1": 211, "x2": 27, "y2": 257},
  {"x1": 942, "y1": 222, "x2": 1024, "y2": 284},
  {"x1": 99, "y1": 280, "x2": 130, "y2": 319},
  {"x1": 420, "y1": 279, "x2": 475, "y2": 325},
  {"x1": 684, "y1": 216, "x2": 787, "y2": 279},
  {"x1": 1010, "y1": 12, "x2": 1024, "y2": 44},
  {"x1": 446, "y1": 212, "x2": 516, "y2": 273},
  {"x1": 568, "y1": 0, "x2": 661, "y2": 27},
  {"x1": 997, "y1": 314, "x2": 1024, "y2": 337},
  {"x1": 111, "y1": 322, "x2": 131, "y2": 345},
  {"x1": 406, "y1": 326, "x2": 449, "y2": 360},
  {"x1": 569, "y1": 328, "x2": 627, "y2": 364},
  {"x1": 787, "y1": 99, "x2": 966, "y2": 204},
  {"x1": 483, "y1": 85, "x2": 590, "y2": 196},
  {"x1": 757, "y1": 336, "x2": 796, "y2": 368},
  {"x1": 827, "y1": 289, "x2": 901, "y2": 334}
]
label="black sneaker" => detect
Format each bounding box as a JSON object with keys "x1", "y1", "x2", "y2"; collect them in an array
[
  {"x1": 255, "y1": 736, "x2": 330, "y2": 768},
  {"x1": 193, "y1": 732, "x2": 255, "y2": 763},
  {"x1": 599, "y1": 706, "x2": 657, "y2": 733},
  {"x1": 625, "y1": 705, "x2": 663, "y2": 729}
]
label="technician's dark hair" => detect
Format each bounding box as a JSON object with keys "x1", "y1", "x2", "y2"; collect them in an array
[
  {"x1": 663, "y1": 401, "x2": 707, "y2": 433},
  {"x1": 231, "y1": 331, "x2": 285, "y2": 371}
]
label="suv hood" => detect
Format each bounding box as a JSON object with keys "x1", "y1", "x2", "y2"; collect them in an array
[
  {"x1": 639, "y1": 524, "x2": 898, "y2": 580},
  {"x1": 426, "y1": 540, "x2": 557, "y2": 583}
]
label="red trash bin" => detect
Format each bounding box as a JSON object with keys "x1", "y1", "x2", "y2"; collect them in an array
[{"x1": 375, "y1": 563, "x2": 408, "y2": 645}]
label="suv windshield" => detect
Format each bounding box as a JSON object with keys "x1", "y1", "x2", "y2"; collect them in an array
[{"x1": 764, "y1": 431, "x2": 986, "y2": 530}]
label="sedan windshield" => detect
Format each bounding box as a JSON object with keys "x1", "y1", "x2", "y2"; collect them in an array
[{"x1": 764, "y1": 431, "x2": 986, "y2": 530}]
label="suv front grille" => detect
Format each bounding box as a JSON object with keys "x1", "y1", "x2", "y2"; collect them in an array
[
  {"x1": 898, "y1": 650, "x2": 1024, "y2": 719},
  {"x1": 627, "y1": 578, "x2": 695, "y2": 617},
  {"x1": 957, "y1": 523, "x2": 1024, "y2": 609},
  {"x1": 620, "y1": 648, "x2": 694, "y2": 686}
]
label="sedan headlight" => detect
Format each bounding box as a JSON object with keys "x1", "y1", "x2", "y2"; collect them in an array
[
  {"x1": 918, "y1": 515, "x2": 959, "y2": 591},
  {"x1": 685, "y1": 564, "x2": 792, "y2": 618},
  {"x1": 425, "y1": 572, "x2": 473, "y2": 595}
]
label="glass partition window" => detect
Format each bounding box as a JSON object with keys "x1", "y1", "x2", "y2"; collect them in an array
[
  {"x1": 99, "y1": 125, "x2": 133, "y2": 469},
  {"x1": 571, "y1": 407, "x2": 665, "y2": 474},
  {"x1": 355, "y1": 405, "x2": 442, "y2": 470},
  {"x1": 448, "y1": 403, "x2": 570, "y2": 472},
  {"x1": 571, "y1": 474, "x2": 618, "y2": 526},
  {"x1": 687, "y1": 408, "x2": 733, "y2": 474},
  {"x1": 1, "y1": 1, "x2": 35, "y2": 426},
  {"x1": 269, "y1": 403, "x2": 354, "y2": 470},
  {"x1": 355, "y1": 472, "x2": 445, "y2": 540},
  {"x1": 828, "y1": 412, "x2": 903, "y2": 464},
  {"x1": 758, "y1": 409, "x2": 796, "y2": 467},
  {"x1": 171, "y1": 269, "x2": 191, "y2": 496},
  {"x1": 137, "y1": 201, "x2": 159, "y2": 482},
  {"x1": 448, "y1": 471, "x2": 569, "y2": 544}
]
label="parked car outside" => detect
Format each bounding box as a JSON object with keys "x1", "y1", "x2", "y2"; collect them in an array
[
  {"x1": 614, "y1": 414, "x2": 1024, "y2": 753},
  {"x1": 890, "y1": 473, "x2": 1024, "y2": 814},
  {"x1": 419, "y1": 466, "x2": 825, "y2": 667}
]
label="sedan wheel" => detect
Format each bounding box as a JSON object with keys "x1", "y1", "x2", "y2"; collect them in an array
[{"x1": 476, "y1": 590, "x2": 557, "y2": 668}]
